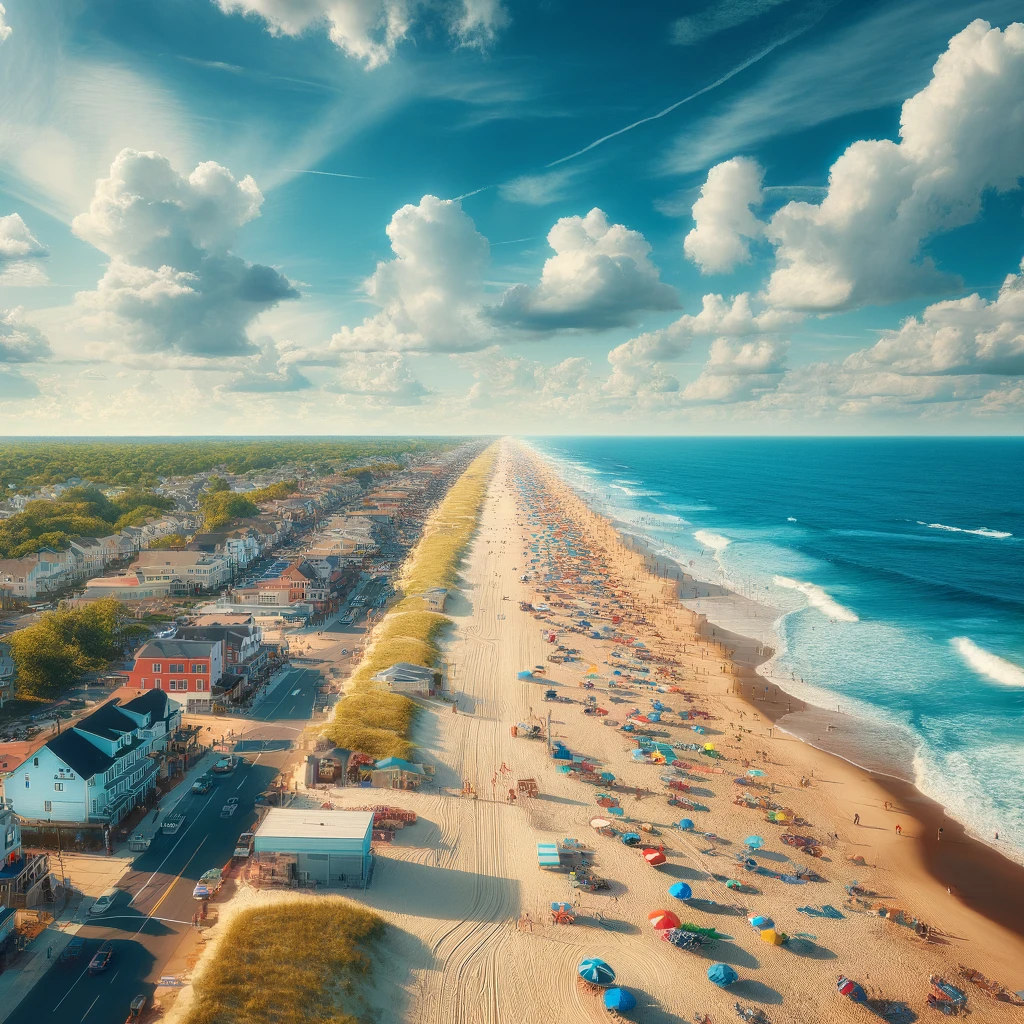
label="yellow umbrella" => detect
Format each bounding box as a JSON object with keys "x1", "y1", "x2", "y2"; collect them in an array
[
  {"x1": 704, "y1": 743, "x2": 715, "y2": 751},
  {"x1": 760, "y1": 929, "x2": 784, "y2": 945}
]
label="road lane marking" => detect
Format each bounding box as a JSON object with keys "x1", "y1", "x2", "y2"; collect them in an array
[
  {"x1": 53, "y1": 965, "x2": 90, "y2": 1011},
  {"x1": 109, "y1": 971, "x2": 119, "y2": 985},
  {"x1": 81, "y1": 994, "x2": 100, "y2": 1021},
  {"x1": 130, "y1": 795, "x2": 212, "y2": 906},
  {"x1": 140, "y1": 838, "x2": 207, "y2": 930}
]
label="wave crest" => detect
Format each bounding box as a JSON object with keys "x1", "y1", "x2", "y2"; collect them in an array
[
  {"x1": 773, "y1": 575, "x2": 859, "y2": 622},
  {"x1": 694, "y1": 530, "x2": 730, "y2": 551},
  {"x1": 917, "y1": 521, "x2": 1012, "y2": 539},
  {"x1": 952, "y1": 637, "x2": 1024, "y2": 687}
]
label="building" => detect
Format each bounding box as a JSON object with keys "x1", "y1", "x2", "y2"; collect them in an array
[
  {"x1": 125, "y1": 639, "x2": 223, "y2": 712},
  {"x1": 178, "y1": 619, "x2": 267, "y2": 688},
  {"x1": 372, "y1": 662, "x2": 436, "y2": 696},
  {"x1": 251, "y1": 808, "x2": 374, "y2": 888},
  {"x1": 131, "y1": 551, "x2": 232, "y2": 591},
  {"x1": 0, "y1": 799, "x2": 52, "y2": 908},
  {"x1": 83, "y1": 572, "x2": 179, "y2": 602},
  {"x1": 0, "y1": 558, "x2": 44, "y2": 601},
  {"x1": 2, "y1": 691, "x2": 181, "y2": 825},
  {"x1": 422, "y1": 588, "x2": 447, "y2": 612},
  {"x1": 0, "y1": 642, "x2": 13, "y2": 707}
]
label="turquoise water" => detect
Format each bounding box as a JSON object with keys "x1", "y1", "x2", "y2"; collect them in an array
[{"x1": 533, "y1": 437, "x2": 1024, "y2": 856}]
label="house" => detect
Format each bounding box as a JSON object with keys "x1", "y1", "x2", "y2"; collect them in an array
[
  {"x1": 178, "y1": 619, "x2": 266, "y2": 686},
  {"x1": 250, "y1": 808, "x2": 374, "y2": 888},
  {"x1": 0, "y1": 799, "x2": 52, "y2": 908},
  {"x1": 422, "y1": 588, "x2": 447, "y2": 613},
  {"x1": 125, "y1": 639, "x2": 223, "y2": 713},
  {"x1": 372, "y1": 662, "x2": 436, "y2": 696},
  {"x1": 70, "y1": 537, "x2": 107, "y2": 577},
  {"x1": 369, "y1": 756, "x2": 427, "y2": 790},
  {"x1": 2, "y1": 691, "x2": 181, "y2": 825},
  {"x1": 0, "y1": 557, "x2": 45, "y2": 601},
  {"x1": 83, "y1": 571, "x2": 179, "y2": 601},
  {"x1": 131, "y1": 551, "x2": 231, "y2": 591},
  {"x1": 186, "y1": 532, "x2": 260, "y2": 571},
  {"x1": 0, "y1": 642, "x2": 14, "y2": 707}
]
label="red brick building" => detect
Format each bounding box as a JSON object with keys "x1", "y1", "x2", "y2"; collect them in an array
[{"x1": 125, "y1": 639, "x2": 223, "y2": 713}]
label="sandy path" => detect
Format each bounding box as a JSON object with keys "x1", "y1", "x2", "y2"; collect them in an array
[{"x1": 316, "y1": 442, "x2": 1024, "y2": 1024}]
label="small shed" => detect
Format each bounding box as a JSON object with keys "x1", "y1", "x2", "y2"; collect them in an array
[
  {"x1": 252, "y1": 808, "x2": 374, "y2": 888},
  {"x1": 370, "y1": 757, "x2": 427, "y2": 790},
  {"x1": 422, "y1": 588, "x2": 448, "y2": 612},
  {"x1": 372, "y1": 662, "x2": 437, "y2": 696}
]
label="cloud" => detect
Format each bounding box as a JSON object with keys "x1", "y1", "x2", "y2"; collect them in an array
[
  {"x1": 762, "y1": 19, "x2": 1024, "y2": 311},
  {"x1": 326, "y1": 352, "x2": 430, "y2": 406},
  {"x1": 220, "y1": 339, "x2": 315, "y2": 392},
  {"x1": 71, "y1": 149, "x2": 298, "y2": 358},
  {"x1": 0, "y1": 307, "x2": 52, "y2": 362},
  {"x1": 845, "y1": 257, "x2": 1024, "y2": 375},
  {"x1": 0, "y1": 213, "x2": 49, "y2": 283},
  {"x1": 329, "y1": 194, "x2": 492, "y2": 353},
  {"x1": 608, "y1": 292, "x2": 800, "y2": 367},
  {"x1": 682, "y1": 336, "x2": 789, "y2": 403},
  {"x1": 672, "y1": 0, "x2": 796, "y2": 46},
  {"x1": 683, "y1": 157, "x2": 764, "y2": 273},
  {"x1": 0, "y1": 369, "x2": 39, "y2": 399},
  {"x1": 0, "y1": 4, "x2": 10, "y2": 43},
  {"x1": 456, "y1": 347, "x2": 593, "y2": 412},
  {"x1": 499, "y1": 168, "x2": 577, "y2": 206},
  {"x1": 212, "y1": 0, "x2": 507, "y2": 68},
  {"x1": 490, "y1": 208, "x2": 678, "y2": 331}
]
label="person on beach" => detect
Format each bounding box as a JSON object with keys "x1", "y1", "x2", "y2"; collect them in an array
[
  {"x1": 937, "y1": 827, "x2": 943, "y2": 841},
  {"x1": 895, "y1": 824, "x2": 903, "y2": 835},
  {"x1": 854, "y1": 813, "x2": 860, "y2": 825}
]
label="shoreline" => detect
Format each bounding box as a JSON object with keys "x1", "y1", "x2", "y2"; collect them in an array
[{"x1": 555, "y1": 463, "x2": 1024, "y2": 945}]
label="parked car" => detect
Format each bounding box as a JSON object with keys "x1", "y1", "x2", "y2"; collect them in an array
[
  {"x1": 89, "y1": 886, "x2": 119, "y2": 916},
  {"x1": 59, "y1": 937, "x2": 85, "y2": 963},
  {"x1": 88, "y1": 942, "x2": 114, "y2": 974},
  {"x1": 192, "y1": 774, "x2": 214, "y2": 794},
  {"x1": 211, "y1": 757, "x2": 235, "y2": 774},
  {"x1": 193, "y1": 868, "x2": 223, "y2": 900}
]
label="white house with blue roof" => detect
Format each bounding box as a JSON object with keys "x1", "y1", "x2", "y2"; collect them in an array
[{"x1": 3, "y1": 691, "x2": 181, "y2": 825}]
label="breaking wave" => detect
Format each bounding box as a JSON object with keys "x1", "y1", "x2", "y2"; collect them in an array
[
  {"x1": 952, "y1": 637, "x2": 1024, "y2": 687},
  {"x1": 774, "y1": 576, "x2": 860, "y2": 622},
  {"x1": 694, "y1": 530, "x2": 730, "y2": 552},
  {"x1": 918, "y1": 521, "x2": 1012, "y2": 539}
]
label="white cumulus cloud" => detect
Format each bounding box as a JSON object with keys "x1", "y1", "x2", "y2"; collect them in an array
[
  {"x1": 329, "y1": 194, "x2": 492, "y2": 354},
  {"x1": 490, "y1": 208, "x2": 678, "y2": 331},
  {"x1": 0, "y1": 213, "x2": 49, "y2": 284},
  {"x1": 845, "y1": 257, "x2": 1024, "y2": 375},
  {"x1": 327, "y1": 352, "x2": 431, "y2": 406},
  {"x1": 683, "y1": 156, "x2": 764, "y2": 274},
  {"x1": 0, "y1": 307, "x2": 52, "y2": 363},
  {"x1": 682, "y1": 336, "x2": 789, "y2": 403},
  {"x1": 0, "y1": 4, "x2": 10, "y2": 43},
  {"x1": 71, "y1": 149, "x2": 298, "y2": 358}
]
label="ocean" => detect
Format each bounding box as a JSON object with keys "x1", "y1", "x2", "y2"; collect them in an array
[{"x1": 532, "y1": 437, "x2": 1024, "y2": 858}]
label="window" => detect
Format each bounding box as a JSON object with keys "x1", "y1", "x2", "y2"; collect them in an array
[
  {"x1": 44, "y1": 800, "x2": 52, "y2": 812},
  {"x1": 154, "y1": 678, "x2": 162, "y2": 689},
  {"x1": 195, "y1": 679, "x2": 205, "y2": 691},
  {"x1": 33, "y1": 757, "x2": 39, "y2": 767},
  {"x1": 54, "y1": 782, "x2": 63, "y2": 792},
  {"x1": 152, "y1": 663, "x2": 162, "y2": 672},
  {"x1": 169, "y1": 662, "x2": 185, "y2": 673},
  {"x1": 24, "y1": 774, "x2": 30, "y2": 789},
  {"x1": 191, "y1": 663, "x2": 206, "y2": 673}
]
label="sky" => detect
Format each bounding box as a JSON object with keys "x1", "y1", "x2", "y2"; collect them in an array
[{"x1": 0, "y1": 0, "x2": 1022, "y2": 436}]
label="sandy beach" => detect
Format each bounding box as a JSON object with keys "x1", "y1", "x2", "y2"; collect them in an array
[{"x1": 313, "y1": 438, "x2": 1024, "y2": 1022}]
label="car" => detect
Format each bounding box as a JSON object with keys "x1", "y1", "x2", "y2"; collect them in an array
[
  {"x1": 88, "y1": 942, "x2": 114, "y2": 974},
  {"x1": 89, "y1": 886, "x2": 118, "y2": 916},
  {"x1": 191, "y1": 774, "x2": 214, "y2": 794},
  {"x1": 193, "y1": 868, "x2": 223, "y2": 900},
  {"x1": 211, "y1": 757, "x2": 235, "y2": 774},
  {"x1": 59, "y1": 937, "x2": 85, "y2": 963}
]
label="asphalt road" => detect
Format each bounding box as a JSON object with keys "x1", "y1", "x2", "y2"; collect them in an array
[{"x1": 7, "y1": 667, "x2": 321, "y2": 1024}]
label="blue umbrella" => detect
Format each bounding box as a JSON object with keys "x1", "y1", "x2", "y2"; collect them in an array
[
  {"x1": 707, "y1": 963, "x2": 739, "y2": 988},
  {"x1": 603, "y1": 988, "x2": 636, "y2": 1012},
  {"x1": 749, "y1": 915, "x2": 774, "y2": 929},
  {"x1": 745, "y1": 835, "x2": 764, "y2": 850},
  {"x1": 620, "y1": 832, "x2": 642, "y2": 845},
  {"x1": 668, "y1": 882, "x2": 692, "y2": 901},
  {"x1": 579, "y1": 957, "x2": 616, "y2": 986},
  {"x1": 677, "y1": 818, "x2": 695, "y2": 831}
]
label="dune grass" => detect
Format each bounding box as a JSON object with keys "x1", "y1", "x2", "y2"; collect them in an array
[
  {"x1": 182, "y1": 900, "x2": 384, "y2": 1024},
  {"x1": 322, "y1": 445, "x2": 496, "y2": 760}
]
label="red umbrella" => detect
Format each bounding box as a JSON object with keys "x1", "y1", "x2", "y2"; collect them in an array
[
  {"x1": 643, "y1": 848, "x2": 667, "y2": 866},
  {"x1": 648, "y1": 909, "x2": 680, "y2": 930}
]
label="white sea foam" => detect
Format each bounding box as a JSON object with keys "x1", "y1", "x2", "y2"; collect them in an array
[
  {"x1": 693, "y1": 530, "x2": 730, "y2": 551},
  {"x1": 952, "y1": 637, "x2": 1024, "y2": 687},
  {"x1": 917, "y1": 521, "x2": 1012, "y2": 539},
  {"x1": 614, "y1": 478, "x2": 641, "y2": 485},
  {"x1": 609, "y1": 484, "x2": 663, "y2": 497},
  {"x1": 773, "y1": 575, "x2": 860, "y2": 622},
  {"x1": 787, "y1": 517, "x2": 797, "y2": 522}
]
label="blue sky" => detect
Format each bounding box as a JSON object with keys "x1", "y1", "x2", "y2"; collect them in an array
[{"x1": 0, "y1": 0, "x2": 1022, "y2": 434}]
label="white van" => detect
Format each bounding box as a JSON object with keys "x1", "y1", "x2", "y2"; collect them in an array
[{"x1": 89, "y1": 886, "x2": 119, "y2": 916}]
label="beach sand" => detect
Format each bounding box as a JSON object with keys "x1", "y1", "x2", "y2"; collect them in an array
[{"x1": 313, "y1": 439, "x2": 1024, "y2": 1022}]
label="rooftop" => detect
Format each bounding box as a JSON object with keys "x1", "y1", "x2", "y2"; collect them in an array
[{"x1": 255, "y1": 808, "x2": 374, "y2": 842}]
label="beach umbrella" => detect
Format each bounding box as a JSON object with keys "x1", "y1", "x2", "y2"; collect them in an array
[
  {"x1": 590, "y1": 817, "x2": 611, "y2": 829},
  {"x1": 648, "y1": 712, "x2": 662, "y2": 722},
  {"x1": 578, "y1": 958, "x2": 615, "y2": 986},
  {"x1": 745, "y1": 835, "x2": 765, "y2": 850},
  {"x1": 668, "y1": 882, "x2": 692, "y2": 901},
  {"x1": 747, "y1": 769, "x2": 766, "y2": 777},
  {"x1": 760, "y1": 928, "x2": 784, "y2": 945},
  {"x1": 620, "y1": 832, "x2": 642, "y2": 845},
  {"x1": 648, "y1": 909, "x2": 681, "y2": 930},
  {"x1": 609, "y1": 807, "x2": 625, "y2": 817},
  {"x1": 677, "y1": 818, "x2": 695, "y2": 831},
  {"x1": 837, "y1": 976, "x2": 867, "y2": 1002},
  {"x1": 707, "y1": 964, "x2": 738, "y2": 988},
  {"x1": 600, "y1": 772, "x2": 616, "y2": 782},
  {"x1": 703, "y1": 743, "x2": 715, "y2": 751},
  {"x1": 603, "y1": 988, "x2": 636, "y2": 1012},
  {"x1": 643, "y1": 848, "x2": 667, "y2": 866},
  {"x1": 749, "y1": 915, "x2": 773, "y2": 929}
]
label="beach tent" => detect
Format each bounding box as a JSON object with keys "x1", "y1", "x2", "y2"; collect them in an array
[
  {"x1": 649, "y1": 909, "x2": 681, "y2": 930},
  {"x1": 643, "y1": 848, "x2": 667, "y2": 866},
  {"x1": 745, "y1": 836, "x2": 765, "y2": 850},
  {"x1": 668, "y1": 882, "x2": 692, "y2": 901},
  {"x1": 603, "y1": 988, "x2": 636, "y2": 1012},
  {"x1": 578, "y1": 958, "x2": 616, "y2": 986},
  {"x1": 707, "y1": 964, "x2": 739, "y2": 988},
  {"x1": 677, "y1": 818, "x2": 695, "y2": 831},
  {"x1": 837, "y1": 976, "x2": 867, "y2": 1002},
  {"x1": 620, "y1": 832, "x2": 642, "y2": 845},
  {"x1": 600, "y1": 772, "x2": 616, "y2": 782},
  {"x1": 749, "y1": 915, "x2": 773, "y2": 929},
  {"x1": 760, "y1": 928, "x2": 785, "y2": 945},
  {"x1": 517, "y1": 670, "x2": 534, "y2": 680},
  {"x1": 537, "y1": 843, "x2": 561, "y2": 868}
]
